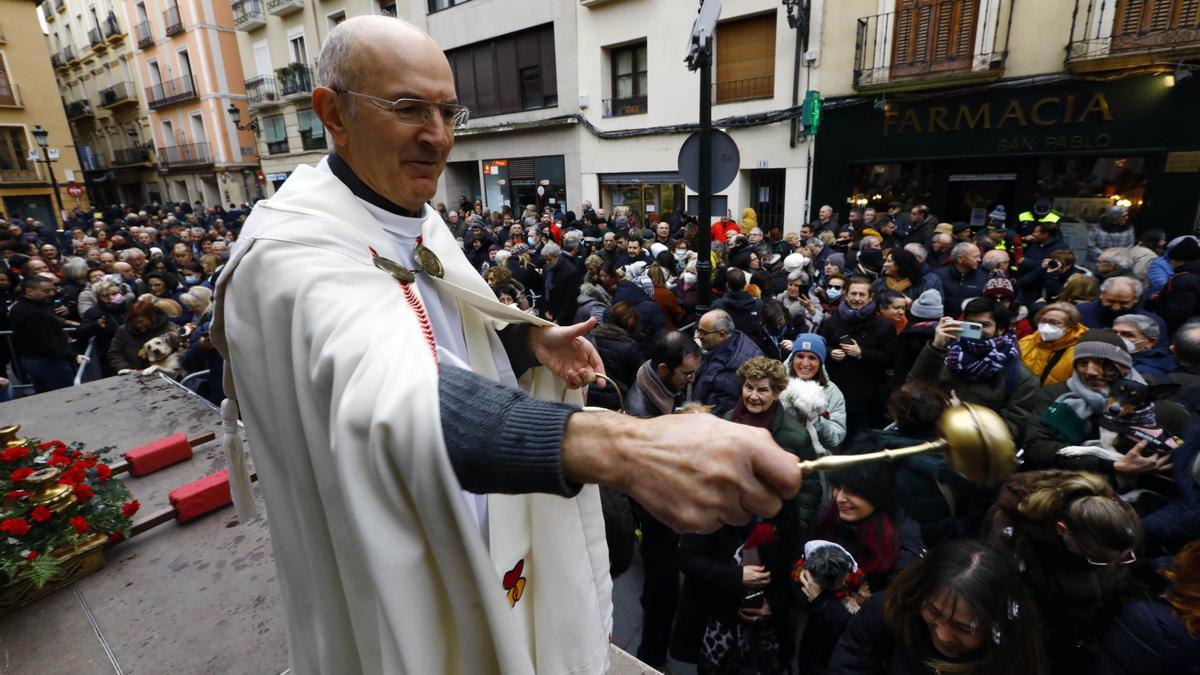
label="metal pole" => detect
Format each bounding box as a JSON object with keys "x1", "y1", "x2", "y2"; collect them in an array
[
  {"x1": 44, "y1": 155, "x2": 66, "y2": 222},
  {"x1": 696, "y1": 35, "x2": 713, "y2": 312}
]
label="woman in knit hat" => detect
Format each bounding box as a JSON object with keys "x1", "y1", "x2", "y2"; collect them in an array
[
  {"x1": 781, "y1": 333, "x2": 848, "y2": 452},
  {"x1": 1019, "y1": 302, "x2": 1089, "y2": 386}
]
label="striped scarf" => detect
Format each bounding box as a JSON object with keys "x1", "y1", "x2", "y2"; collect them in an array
[{"x1": 944, "y1": 333, "x2": 1019, "y2": 381}]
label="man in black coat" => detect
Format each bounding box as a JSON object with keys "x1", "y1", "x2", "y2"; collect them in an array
[
  {"x1": 712, "y1": 269, "x2": 764, "y2": 342},
  {"x1": 1154, "y1": 237, "x2": 1200, "y2": 335},
  {"x1": 541, "y1": 241, "x2": 584, "y2": 324},
  {"x1": 819, "y1": 276, "x2": 897, "y2": 437},
  {"x1": 10, "y1": 276, "x2": 87, "y2": 393},
  {"x1": 933, "y1": 242, "x2": 987, "y2": 316}
]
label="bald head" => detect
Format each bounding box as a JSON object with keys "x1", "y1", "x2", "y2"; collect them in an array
[{"x1": 313, "y1": 15, "x2": 457, "y2": 211}]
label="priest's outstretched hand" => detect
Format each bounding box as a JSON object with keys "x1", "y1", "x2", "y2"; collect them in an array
[
  {"x1": 560, "y1": 410, "x2": 803, "y2": 533},
  {"x1": 529, "y1": 318, "x2": 607, "y2": 389}
]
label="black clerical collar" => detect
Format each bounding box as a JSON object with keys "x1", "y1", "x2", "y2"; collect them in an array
[{"x1": 327, "y1": 152, "x2": 423, "y2": 218}]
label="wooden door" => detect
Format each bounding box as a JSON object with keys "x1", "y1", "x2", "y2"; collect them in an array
[
  {"x1": 1111, "y1": 0, "x2": 1200, "y2": 51},
  {"x1": 891, "y1": 0, "x2": 979, "y2": 78}
]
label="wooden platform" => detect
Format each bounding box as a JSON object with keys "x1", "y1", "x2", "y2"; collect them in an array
[{"x1": 0, "y1": 375, "x2": 657, "y2": 674}]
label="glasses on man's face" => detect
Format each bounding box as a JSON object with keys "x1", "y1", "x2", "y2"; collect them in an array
[
  {"x1": 695, "y1": 327, "x2": 720, "y2": 338},
  {"x1": 339, "y1": 91, "x2": 471, "y2": 129}
]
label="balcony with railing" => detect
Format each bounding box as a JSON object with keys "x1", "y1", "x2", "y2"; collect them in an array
[
  {"x1": 853, "y1": 0, "x2": 1012, "y2": 92},
  {"x1": 278, "y1": 63, "x2": 314, "y2": 99},
  {"x1": 113, "y1": 147, "x2": 153, "y2": 166},
  {"x1": 267, "y1": 0, "x2": 304, "y2": 16},
  {"x1": 63, "y1": 45, "x2": 78, "y2": 64},
  {"x1": 0, "y1": 168, "x2": 40, "y2": 183},
  {"x1": 713, "y1": 76, "x2": 774, "y2": 104},
  {"x1": 83, "y1": 154, "x2": 108, "y2": 172},
  {"x1": 51, "y1": 52, "x2": 64, "y2": 69},
  {"x1": 105, "y1": 12, "x2": 125, "y2": 41},
  {"x1": 234, "y1": 0, "x2": 267, "y2": 30},
  {"x1": 0, "y1": 82, "x2": 20, "y2": 107},
  {"x1": 99, "y1": 81, "x2": 138, "y2": 108},
  {"x1": 1067, "y1": 0, "x2": 1200, "y2": 70},
  {"x1": 87, "y1": 26, "x2": 107, "y2": 51},
  {"x1": 163, "y1": 5, "x2": 183, "y2": 36},
  {"x1": 246, "y1": 75, "x2": 280, "y2": 108},
  {"x1": 603, "y1": 95, "x2": 647, "y2": 117},
  {"x1": 136, "y1": 20, "x2": 153, "y2": 48},
  {"x1": 66, "y1": 99, "x2": 95, "y2": 121},
  {"x1": 159, "y1": 142, "x2": 212, "y2": 168},
  {"x1": 146, "y1": 76, "x2": 197, "y2": 109}
]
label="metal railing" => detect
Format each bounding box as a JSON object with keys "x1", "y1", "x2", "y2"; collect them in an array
[
  {"x1": 713, "y1": 75, "x2": 774, "y2": 103},
  {"x1": 66, "y1": 99, "x2": 94, "y2": 120},
  {"x1": 267, "y1": 0, "x2": 304, "y2": 14},
  {"x1": 233, "y1": 0, "x2": 267, "y2": 28},
  {"x1": 245, "y1": 75, "x2": 280, "y2": 106},
  {"x1": 853, "y1": 0, "x2": 1011, "y2": 90},
  {"x1": 0, "y1": 168, "x2": 40, "y2": 183},
  {"x1": 114, "y1": 146, "x2": 153, "y2": 165},
  {"x1": 163, "y1": 5, "x2": 183, "y2": 36},
  {"x1": 267, "y1": 139, "x2": 290, "y2": 155},
  {"x1": 159, "y1": 142, "x2": 212, "y2": 167},
  {"x1": 1067, "y1": 0, "x2": 1200, "y2": 65},
  {"x1": 278, "y1": 62, "x2": 314, "y2": 98},
  {"x1": 603, "y1": 95, "x2": 647, "y2": 117},
  {"x1": 104, "y1": 11, "x2": 124, "y2": 38},
  {"x1": 146, "y1": 75, "x2": 197, "y2": 109},
  {"x1": 300, "y1": 129, "x2": 327, "y2": 151},
  {"x1": 136, "y1": 20, "x2": 152, "y2": 48},
  {"x1": 99, "y1": 81, "x2": 138, "y2": 107},
  {"x1": 73, "y1": 339, "x2": 101, "y2": 386},
  {"x1": 0, "y1": 329, "x2": 89, "y2": 396}
]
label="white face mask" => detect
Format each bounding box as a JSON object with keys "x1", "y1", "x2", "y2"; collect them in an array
[
  {"x1": 681, "y1": 271, "x2": 697, "y2": 287},
  {"x1": 826, "y1": 287, "x2": 842, "y2": 300},
  {"x1": 1122, "y1": 338, "x2": 1139, "y2": 353},
  {"x1": 1037, "y1": 323, "x2": 1065, "y2": 342}
]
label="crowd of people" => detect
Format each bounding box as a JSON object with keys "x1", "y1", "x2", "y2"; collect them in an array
[
  {"x1": 442, "y1": 196, "x2": 1200, "y2": 674},
  {"x1": 3, "y1": 192, "x2": 1200, "y2": 673},
  {"x1": 0, "y1": 201, "x2": 238, "y2": 403}
]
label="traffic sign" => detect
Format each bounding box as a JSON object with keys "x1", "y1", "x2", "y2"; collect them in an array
[
  {"x1": 67, "y1": 185, "x2": 83, "y2": 198},
  {"x1": 27, "y1": 148, "x2": 40, "y2": 161},
  {"x1": 536, "y1": 185, "x2": 545, "y2": 198},
  {"x1": 48, "y1": 148, "x2": 61, "y2": 161},
  {"x1": 677, "y1": 128, "x2": 740, "y2": 194}
]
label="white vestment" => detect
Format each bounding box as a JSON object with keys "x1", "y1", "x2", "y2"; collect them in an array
[{"x1": 210, "y1": 164, "x2": 613, "y2": 674}]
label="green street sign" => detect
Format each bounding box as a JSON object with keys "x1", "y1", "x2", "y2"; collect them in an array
[{"x1": 802, "y1": 89, "x2": 821, "y2": 136}]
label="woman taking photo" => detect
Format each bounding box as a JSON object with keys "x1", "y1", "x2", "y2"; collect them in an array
[
  {"x1": 1019, "y1": 302, "x2": 1089, "y2": 386},
  {"x1": 828, "y1": 540, "x2": 1047, "y2": 674}
]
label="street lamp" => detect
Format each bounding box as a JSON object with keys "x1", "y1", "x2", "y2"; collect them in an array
[
  {"x1": 31, "y1": 125, "x2": 66, "y2": 222},
  {"x1": 782, "y1": 0, "x2": 810, "y2": 32},
  {"x1": 226, "y1": 103, "x2": 259, "y2": 134}
]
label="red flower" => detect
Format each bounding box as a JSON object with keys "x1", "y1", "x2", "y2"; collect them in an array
[
  {"x1": 4, "y1": 490, "x2": 31, "y2": 500},
  {"x1": 69, "y1": 516, "x2": 89, "y2": 534},
  {"x1": 37, "y1": 440, "x2": 66, "y2": 452},
  {"x1": 107, "y1": 532, "x2": 124, "y2": 544},
  {"x1": 59, "y1": 466, "x2": 86, "y2": 486},
  {"x1": 9, "y1": 467, "x2": 33, "y2": 483},
  {"x1": 78, "y1": 456, "x2": 97, "y2": 469},
  {"x1": 48, "y1": 454, "x2": 72, "y2": 468},
  {"x1": 0, "y1": 518, "x2": 31, "y2": 536},
  {"x1": 73, "y1": 484, "x2": 95, "y2": 503},
  {"x1": 31, "y1": 506, "x2": 52, "y2": 522},
  {"x1": 0, "y1": 446, "x2": 29, "y2": 462},
  {"x1": 23, "y1": 550, "x2": 38, "y2": 561},
  {"x1": 121, "y1": 500, "x2": 141, "y2": 519},
  {"x1": 96, "y1": 464, "x2": 112, "y2": 480}
]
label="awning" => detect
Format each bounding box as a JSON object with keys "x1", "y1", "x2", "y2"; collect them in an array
[{"x1": 599, "y1": 172, "x2": 683, "y2": 185}]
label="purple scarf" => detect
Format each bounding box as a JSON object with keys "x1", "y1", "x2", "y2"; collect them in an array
[
  {"x1": 837, "y1": 299, "x2": 877, "y2": 321},
  {"x1": 731, "y1": 399, "x2": 777, "y2": 429},
  {"x1": 945, "y1": 333, "x2": 1019, "y2": 380}
]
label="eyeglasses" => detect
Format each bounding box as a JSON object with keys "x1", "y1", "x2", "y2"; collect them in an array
[
  {"x1": 695, "y1": 327, "x2": 723, "y2": 337},
  {"x1": 1085, "y1": 549, "x2": 1137, "y2": 567},
  {"x1": 338, "y1": 90, "x2": 471, "y2": 129}
]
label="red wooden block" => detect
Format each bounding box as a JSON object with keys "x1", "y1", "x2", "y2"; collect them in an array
[
  {"x1": 123, "y1": 433, "x2": 193, "y2": 477},
  {"x1": 169, "y1": 470, "x2": 232, "y2": 523}
]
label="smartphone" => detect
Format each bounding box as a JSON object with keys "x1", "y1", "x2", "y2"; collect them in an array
[
  {"x1": 959, "y1": 321, "x2": 983, "y2": 340},
  {"x1": 838, "y1": 334, "x2": 853, "y2": 345},
  {"x1": 742, "y1": 590, "x2": 765, "y2": 609}
]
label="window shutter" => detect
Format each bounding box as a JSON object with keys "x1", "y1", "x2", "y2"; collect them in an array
[
  {"x1": 264, "y1": 115, "x2": 286, "y2": 144},
  {"x1": 714, "y1": 12, "x2": 776, "y2": 101},
  {"x1": 892, "y1": 0, "x2": 977, "y2": 76},
  {"x1": 1113, "y1": 0, "x2": 1147, "y2": 35}
]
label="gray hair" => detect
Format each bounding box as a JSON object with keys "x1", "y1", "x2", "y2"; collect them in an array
[
  {"x1": 904, "y1": 242, "x2": 928, "y2": 262},
  {"x1": 982, "y1": 248, "x2": 1009, "y2": 272},
  {"x1": 317, "y1": 19, "x2": 358, "y2": 93},
  {"x1": 540, "y1": 242, "x2": 561, "y2": 258},
  {"x1": 708, "y1": 309, "x2": 735, "y2": 333},
  {"x1": 563, "y1": 230, "x2": 583, "y2": 248},
  {"x1": 805, "y1": 237, "x2": 823, "y2": 248},
  {"x1": 1114, "y1": 313, "x2": 1159, "y2": 339},
  {"x1": 1101, "y1": 275, "x2": 1143, "y2": 298},
  {"x1": 121, "y1": 248, "x2": 146, "y2": 261},
  {"x1": 950, "y1": 241, "x2": 977, "y2": 261},
  {"x1": 61, "y1": 257, "x2": 90, "y2": 284},
  {"x1": 1174, "y1": 320, "x2": 1200, "y2": 367},
  {"x1": 932, "y1": 233, "x2": 953, "y2": 246},
  {"x1": 1098, "y1": 247, "x2": 1133, "y2": 272},
  {"x1": 859, "y1": 235, "x2": 881, "y2": 249}
]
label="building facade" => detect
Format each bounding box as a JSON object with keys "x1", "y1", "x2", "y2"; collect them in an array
[
  {"x1": 809, "y1": 0, "x2": 1200, "y2": 236},
  {"x1": 126, "y1": 0, "x2": 261, "y2": 206},
  {"x1": 2, "y1": 1, "x2": 90, "y2": 226},
  {"x1": 41, "y1": 0, "x2": 160, "y2": 207},
  {"x1": 231, "y1": 0, "x2": 402, "y2": 196}
]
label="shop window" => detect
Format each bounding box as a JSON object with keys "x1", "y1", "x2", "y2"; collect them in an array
[
  {"x1": 607, "y1": 41, "x2": 648, "y2": 117},
  {"x1": 847, "y1": 162, "x2": 935, "y2": 216},
  {"x1": 1036, "y1": 156, "x2": 1147, "y2": 222},
  {"x1": 264, "y1": 114, "x2": 288, "y2": 155},
  {"x1": 447, "y1": 23, "x2": 557, "y2": 118},
  {"x1": 715, "y1": 12, "x2": 775, "y2": 103}
]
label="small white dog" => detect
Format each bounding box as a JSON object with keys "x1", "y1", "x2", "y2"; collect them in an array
[
  {"x1": 135, "y1": 333, "x2": 184, "y2": 379},
  {"x1": 780, "y1": 378, "x2": 830, "y2": 456}
]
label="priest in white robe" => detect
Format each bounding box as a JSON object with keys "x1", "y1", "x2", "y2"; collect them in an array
[{"x1": 211, "y1": 16, "x2": 802, "y2": 674}]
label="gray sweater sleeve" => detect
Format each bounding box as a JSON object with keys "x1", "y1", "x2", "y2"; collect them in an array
[{"x1": 438, "y1": 363, "x2": 581, "y2": 497}]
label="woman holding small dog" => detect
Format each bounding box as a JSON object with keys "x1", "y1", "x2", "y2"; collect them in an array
[
  {"x1": 107, "y1": 296, "x2": 182, "y2": 374},
  {"x1": 781, "y1": 333, "x2": 848, "y2": 453}
]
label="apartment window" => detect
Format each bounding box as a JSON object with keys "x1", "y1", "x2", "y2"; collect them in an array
[
  {"x1": 446, "y1": 23, "x2": 557, "y2": 119},
  {"x1": 297, "y1": 108, "x2": 326, "y2": 151},
  {"x1": 714, "y1": 12, "x2": 776, "y2": 103},
  {"x1": 289, "y1": 33, "x2": 307, "y2": 63},
  {"x1": 327, "y1": 10, "x2": 346, "y2": 30},
  {"x1": 891, "y1": 0, "x2": 978, "y2": 78},
  {"x1": 607, "y1": 41, "x2": 647, "y2": 117},
  {"x1": 0, "y1": 55, "x2": 16, "y2": 106},
  {"x1": 0, "y1": 127, "x2": 35, "y2": 176},
  {"x1": 428, "y1": 0, "x2": 473, "y2": 13},
  {"x1": 264, "y1": 114, "x2": 288, "y2": 154}
]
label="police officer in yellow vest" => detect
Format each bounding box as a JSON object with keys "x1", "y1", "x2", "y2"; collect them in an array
[
  {"x1": 1018, "y1": 196, "x2": 1062, "y2": 236},
  {"x1": 986, "y1": 204, "x2": 1022, "y2": 273}
]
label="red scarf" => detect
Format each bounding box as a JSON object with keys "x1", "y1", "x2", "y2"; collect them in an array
[{"x1": 730, "y1": 399, "x2": 776, "y2": 429}]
